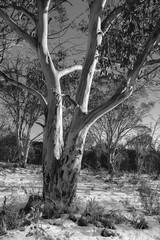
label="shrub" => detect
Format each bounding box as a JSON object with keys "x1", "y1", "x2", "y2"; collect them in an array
[
  {"x1": 81, "y1": 198, "x2": 127, "y2": 228},
  {"x1": 0, "y1": 132, "x2": 18, "y2": 162},
  {"x1": 131, "y1": 216, "x2": 149, "y2": 229},
  {"x1": 4, "y1": 207, "x2": 22, "y2": 230},
  {"x1": 82, "y1": 198, "x2": 105, "y2": 221},
  {"x1": 28, "y1": 141, "x2": 43, "y2": 165},
  {"x1": 137, "y1": 181, "x2": 160, "y2": 215},
  {"x1": 81, "y1": 151, "x2": 100, "y2": 170}
]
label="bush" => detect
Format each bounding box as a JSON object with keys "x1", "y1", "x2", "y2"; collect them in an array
[
  {"x1": 28, "y1": 141, "x2": 43, "y2": 165},
  {"x1": 131, "y1": 216, "x2": 149, "y2": 229},
  {"x1": 82, "y1": 198, "x2": 105, "y2": 221},
  {"x1": 0, "y1": 132, "x2": 18, "y2": 162},
  {"x1": 81, "y1": 198, "x2": 127, "y2": 229},
  {"x1": 82, "y1": 150, "x2": 100, "y2": 170},
  {"x1": 137, "y1": 181, "x2": 160, "y2": 215},
  {"x1": 143, "y1": 151, "x2": 160, "y2": 175}
]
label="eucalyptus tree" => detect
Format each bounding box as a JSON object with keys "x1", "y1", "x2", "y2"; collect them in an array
[
  {"x1": 88, "y1": 101, "x2": 154, "y2": 173},
  {"x1": 126, "y1": 130, "x2": 153, "y2": 174},
  {"x1": 0, "y1": 111, "x2": 12, "y2": 137},
  {"x1": 0, "y1": 56, "x2": 45, "y2": 166},
  {"x1": 0, "y1": 0, "x2": 160, "y2": 206}
]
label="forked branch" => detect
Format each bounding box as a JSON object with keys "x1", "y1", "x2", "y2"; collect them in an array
[
  {"x1": 101, "y1": 4, "x2": 125, "y2": 34},
  {"x1": 75, "y1": 0, "x2": 105, "y2": 113},
  {"x1": 59, "y1": 65, "x2": 82, "y2": 79}
]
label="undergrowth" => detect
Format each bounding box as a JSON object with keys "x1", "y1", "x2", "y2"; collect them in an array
[{"x1": 137, "y1": 180, "x2": 160, "y2": 215}]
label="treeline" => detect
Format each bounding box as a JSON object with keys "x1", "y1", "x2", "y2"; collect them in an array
[
  {"x1": 0, "y1": 132, "x2": 160, "y2": 175},
  {"x1": 82, "y1": 147, "x2": 160, "y2": 175}
]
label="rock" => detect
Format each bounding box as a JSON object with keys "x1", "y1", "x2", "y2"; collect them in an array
[
  {"x1": 61, "y1": 214, "x2": 69, "y2": 220},
  {"x1": 93, "y1": 221, "x2": 104, "y2": 228},
  {"x1": 101, "y1": 228, "x2": 116, "y2": 237},
  {"x1": 0, "y1": 230, "x2": 7, "y2": 236},
  {"x1": 49, "y1": 218, "x2": 63, "y2": 226},
  {"x1": 69, "y1": 213, "x2": 78, "y2": 222},
  {"x1": 21, "y1": 219, "x2": 31, "y2": 227},
  {"x1": 77, "y1": 216, "x2": 89, "y2": 226},
  {"x1": 99, "y1": 216, "x2": 116, "y2": 229},
  {"x1": 63, "y1": 220, "x2": 77, "y2": 228}
]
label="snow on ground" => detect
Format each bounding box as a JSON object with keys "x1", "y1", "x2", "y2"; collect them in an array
[{"x1": 0, "y1": 164, "x2": 160, "y2": 240}]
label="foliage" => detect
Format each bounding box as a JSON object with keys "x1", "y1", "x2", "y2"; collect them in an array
[
  {"x1": 22, "y1": 193, "x2": 84, "y2": 221},
  {"x1": 0, "y1": 132, "x2": 18, "y2": 162},
  {"x1": 81, "y1": 198, "x2": 127, "y2": 229},
  {"x1": 0, "y1": 56, "x2": 45, "y2": 165},
  {"x1": 87, "y1": 101, "x2": 153, "y2": 173},
  {"x1": 2, "y1": 206, "x2": 21, "y2": 230},
  {"x1": 0, "y1": 112, "x2": 13, "y2": 137},
  {"x1": 142, "y1": 150, "x2": 160, "y2": 175},
  {"x1": 101, "y1": 0, "x2": 160, "y2": 82},
  {"x1": 131, "y1": 216, "x2": 149, "y2": 229},
  {"x1": 82, "y1": 198, "x2": 105, "y2": 220},
  {"x1": 28, "y1": 141, "x2": 43, "y2": 165},
  {"x1": 81, "y1": 150, "x2": 100, "y2": 170},
  {"x1": 137, "y1": 180, "x2": 160, "y2": 215},
  {"x1": 0, "y1": 132, "x2": 37, "y2": 163}
]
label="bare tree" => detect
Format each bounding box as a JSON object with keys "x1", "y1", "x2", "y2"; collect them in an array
[{"x1": 0, "y1": 0, "x2": 160, "y2": 206}]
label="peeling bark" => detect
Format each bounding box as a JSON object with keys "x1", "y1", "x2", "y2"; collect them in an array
[{"x1": 42, "y1": 108, "x2": 88, "y2": 205}]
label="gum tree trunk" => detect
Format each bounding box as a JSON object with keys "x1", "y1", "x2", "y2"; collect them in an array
[
  {"x1": 23, "y1": 127, "x2": 32, "y2": 166},
  {"x1": 42, "y1": 107, "x2": 89, "y2": 205}
]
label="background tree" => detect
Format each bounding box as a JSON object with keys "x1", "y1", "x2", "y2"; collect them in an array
[
  {"x1": 125, "y1": 127, "x2": 152, "y2": 174},
  {"x1": 0, "y1": 110, "x2": 12, "y2": 137},
  {"x1": 0, "y1": 56, "x2": 45, "y2": 166},
  {"x1": 87, "y1": 101, "x2": 154, "y2": 173},
  {"x1": 0, "y1": 0, "x2": 160, "y2": 206}
]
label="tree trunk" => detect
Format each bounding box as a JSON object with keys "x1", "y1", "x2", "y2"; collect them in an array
[
  {"x1": 108, "y1": 149, "x2": 116, "y2": 175},
  {"x1": 16, "y1": 126, "x2": 24, "y2": 166},
  {"x1": 42, "y1": 107, "x2": 88, "y2": 206},
  {"x1": 23, "y1": 136, "x2": 31, "y2": 166}
]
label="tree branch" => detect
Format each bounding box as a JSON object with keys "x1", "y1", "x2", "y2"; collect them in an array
[
  {"x1": 59, "y1": 65, "x2": 82, "y2": 78},
  {"x1": 75, "y1": 0, "x2": 105, "y2": 113},
  {"x1": 83, "y1": 84, "x2": 133, "y2": 128},
  {"x1": 0, "y1": 71, "x2": 48, "y2": 114},
  {"x1": 85, "y1": 16, "x2": 160, "y2": 127},
  {"x1": 101, "y1": 4, "x2": 124, "y2": 34},
  {"x1": 128, "y1": 17, "x2": 160, "y2": 87},
  {"x1": 64, "y1": 94, "x2": 79, "y2": 107},
  {"x1": 146, "y1": 58, "x2": 160, "y2": 66},
  {"x1": 0, "y1": 8, "x2": 37, "y2": 51},
  {"x1": 0, "y1": 4, "x2": 36, "y2": 24},
  {"x1": 31, "y1": 132, "x2": 43, "y2": 142}
]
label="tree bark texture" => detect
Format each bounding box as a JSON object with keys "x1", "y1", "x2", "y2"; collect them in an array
[{"x1": 42, "y1": 107, "x2": 88, "y2": 205}]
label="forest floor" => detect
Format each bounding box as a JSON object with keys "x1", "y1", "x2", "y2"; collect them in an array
[{"x1": 0, "y1": 163, "x2": 160, "y2": 240}]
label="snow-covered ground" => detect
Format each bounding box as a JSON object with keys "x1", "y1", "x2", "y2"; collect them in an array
[{"x1": 0, "y1": 164, "x2": 160, "y2": 240}]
